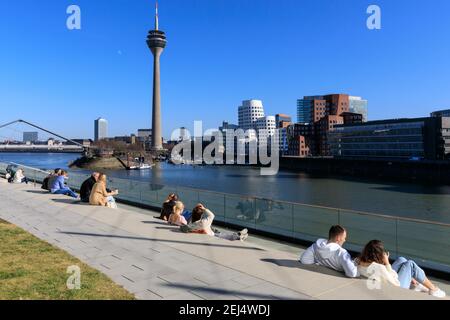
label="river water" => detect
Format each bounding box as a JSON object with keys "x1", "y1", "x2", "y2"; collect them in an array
[{"x1": 1, "y1": 152, "x2": 449, "y2": 223}]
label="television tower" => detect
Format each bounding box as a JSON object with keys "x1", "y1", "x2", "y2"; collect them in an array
[{"x1": 147, "y1": 1, "x2": 167, "y2": 151}]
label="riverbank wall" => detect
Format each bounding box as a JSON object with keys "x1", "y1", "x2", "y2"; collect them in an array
[{"x1": 280, "y1": 157, "x2": 450, "y2": 184}]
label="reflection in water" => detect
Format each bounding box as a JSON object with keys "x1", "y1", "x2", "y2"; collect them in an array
[{"x1": 0, "y1": 152, "x2": 449, "y2": 223}]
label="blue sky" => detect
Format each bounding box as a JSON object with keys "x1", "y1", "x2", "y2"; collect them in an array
[{"x1": 1, "y1": 0, "x2": 450, "y2": 140}]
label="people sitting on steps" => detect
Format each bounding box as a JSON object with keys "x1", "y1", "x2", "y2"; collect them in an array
[
  {"x1": 159, "y1": 193, "x2": 178, "y2": 221},
  {"x1": 89, "y1": 174, "x2": 119, "y2": 209},
  {"x1": 80, "y1": 172, "x2": 112, "y2": 203},
  {"x1": 180, "y1": 203, "x2": 248, "y2": 241},
  {"x1": 49, "y1": 170, "x2": 78, "y2": 199},
  {"x1": 300, "y1": 225, "x2": 359, "y2": 278},
  {"x1": 42, "y1": 168, "x2": 61, "y2": 191},
  {"x1": 12, "y1": 168, "x2": 28, "y2": 184},
  {"x1": 357, "y1": 240, "x2": 446, "y2": 298},
  {"x1": 168, "y1": 201, "x2": 188, "y2": 226}
]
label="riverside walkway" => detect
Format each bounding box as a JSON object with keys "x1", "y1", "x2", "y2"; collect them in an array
[{"x1": 0, "y1": 181, "x2": 448, "y2": 300}]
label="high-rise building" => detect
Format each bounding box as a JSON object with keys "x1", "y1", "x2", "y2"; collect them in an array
[
  {"x1": 275, "y1": 114, "x2": 292, "y2": 128},
  {"x1": 292, "y1": 94, "x2": 351, "y2": 156},
  {"x1": 238, "y1": 100, "x2": 265, "y2": 131},
  {"x1": 349, "y1": 96, "x2": 369, "y2": 122},
  {"x1": 23, "y1": 132, "x2": 38, "y2": 143},
  {"x1": 94, "y1": 118, "x2": 108, "y2": 141},
  {"x1": 147, "y1": 1, "x2": 167, "y2": 151}
]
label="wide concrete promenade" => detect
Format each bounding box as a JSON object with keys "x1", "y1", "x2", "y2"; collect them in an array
[{"x1": 0, "y1": 181, "x2": 447, "y2": 300}]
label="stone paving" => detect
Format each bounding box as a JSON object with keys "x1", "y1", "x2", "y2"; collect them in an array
[{"x1": 0, "y1": 180, "x2": 448, "y2": 300}]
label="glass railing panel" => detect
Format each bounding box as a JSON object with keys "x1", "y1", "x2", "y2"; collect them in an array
[
  {"x1": 293, "y1": 205, "x2": 339, "y2": 241},
  {"x1": 176, "y1": 187, "x2": 199, "y2": 211},
  {"x1": 224, "y1": 195, "x2": 256, "y2": 229},
  {"x1": 397, "y1": 220, "x2": 450, "y2": 267},
  {"x1": 198, "y1": 191, "x2": 225, "y2": 219},
  {"x1": 34, "y1": 170, "x2": 50, "y2": 183},
  {"x1": 255, "y1": 199, "x2": 293, "y2": 237},
  {"x1": 0, "y1": 162, "x2": 9, "y2": 173},
  {"x1": 156, "y1": 185, "x2": 178, "y2": 204},
  {"x1": 140, "y1": 183, "x2": 161, "y2": 207},
  {"x1": 340, "y1": 210, "x2": 397, "y2": 256},
  {"x1": 66, "y1": 173, "x2": 88, "y2": 191},
  {"x1": 111, "y1": 178, "x2": 141, "y2": 202}
]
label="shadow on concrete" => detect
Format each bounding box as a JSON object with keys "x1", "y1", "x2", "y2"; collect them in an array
[
  {"x1": 24, "y1": 190, "x2": 49, "y2": 195},
  {"x1": 155, "y1": 226, "x2": 179, "y2": 231},
  {"x1": 162, "y1": 282, "x2": 311, "y2": 300},
  {"x1": 59, "y1": 231, "x2": 265, "y2": 251},
  {"x1": 51, "y1": 199, "x2": 81, "y2": 205},
  {"x1": 260, "y1": 258, "x2": 347, "y2": 278},
  {"x1": 141, "y1": 221, "x2": 168, "y2": 225}
]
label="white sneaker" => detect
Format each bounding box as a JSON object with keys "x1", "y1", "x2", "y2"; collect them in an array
[
  {"x1": 239, "y1": 233, "x2": 249, "y2": 242},
  {"x1": 240, "y1": 228, "x2": 248, "y2": 236},
  {"x1": 429, "y1": 288, "x2": 446, "y2": 298},
  {"x1": 411, "y1": 283, "x2": 429, "y2": 293}
]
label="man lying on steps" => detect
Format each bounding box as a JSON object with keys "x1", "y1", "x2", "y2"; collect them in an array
[{"x1": 299, "y1": 225, "x2": 359, "y2": 278}]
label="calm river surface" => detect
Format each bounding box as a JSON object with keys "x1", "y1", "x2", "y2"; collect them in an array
[{"x1": 1, "y1": 152, "x2": 450, "y2": 223}]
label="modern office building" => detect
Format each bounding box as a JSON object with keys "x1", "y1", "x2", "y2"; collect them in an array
[
  {"x1": 287, "y1": 123, "x2": 313, "y2": 157},
  {"x1": 349, "y1": 96, "x2": 369, "y2": 122},
  {"x1": 94, "y1": 118, "x2": 108, "y2": 141},
  {"x1": 275, "y1": 114, "x2": 292, "y2": 128},
  {"x1": 238, "y1": 100, "x2": 265, "y2": 131},
  {"x1": 23, "y1": 132, "x2": 38, "y2": 143},
  {"x1": 291, "y1": 94, "x2": 353, "y2": 156},
  {"x1": 431, "y1": 109, "x2": 450, "y2": 117},
  {"x1": 297, "y1": 94, "x2": 350, "y2": 124},
  {"x1": 137, "y1": 129, "x2": 152, "y2": 139},
  {"x1": 137, "y1": 129, "x2": 153, "y2": 148},
  {"x1": 147, "y1": 2, "x2": 167, "y2": 151},
  {"x1": 329, "y1": 117, "x2": 450, "y2": 160}
]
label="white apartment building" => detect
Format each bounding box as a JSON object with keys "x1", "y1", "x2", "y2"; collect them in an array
[
  {"x1": 238, "y1": 100, "x2": 265, "y2": 131},
  {"x1": 256, "y1": 116, "x2": 276, "y2": 142}
]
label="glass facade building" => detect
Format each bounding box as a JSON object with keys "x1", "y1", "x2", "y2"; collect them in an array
[
  {"x1": 297, "y1": 98, "x2": 314, "y2": 124},
  {"x1": 329, "y1": 117, "x2": 450, "y2": 160},
  {"x1": 431, "y1": 109, "x2": 450, "y2": 117}
]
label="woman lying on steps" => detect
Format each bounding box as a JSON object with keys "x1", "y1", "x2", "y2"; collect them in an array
[
  {"x1": 357, "y1": 240, "x2": 446, "y2": 298},
  {"x1": 180, "y1": 204, "x2": 248, "y2": 241}
]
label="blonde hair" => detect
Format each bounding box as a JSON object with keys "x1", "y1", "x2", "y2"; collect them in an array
[
  {"x1": 173, "y1": 201, "x2": 184, "y2": 215},
  {"x1": 98, "y1": 174, "x2": 107, "y2": 183}
]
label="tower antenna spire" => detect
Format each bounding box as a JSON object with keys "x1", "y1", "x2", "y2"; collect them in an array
[{"x1": 155, "y1": 0, "x2": 159, "y2": 30}]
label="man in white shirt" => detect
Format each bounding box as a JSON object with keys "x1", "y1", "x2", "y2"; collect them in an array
[{"x1": 300, "y1": 225, "x2": 359, "y2": 278}]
